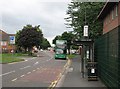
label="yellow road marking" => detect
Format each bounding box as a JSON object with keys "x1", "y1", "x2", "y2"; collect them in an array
[{"x1": 48, "y1": 58, "x2": 72, "y2": 89}]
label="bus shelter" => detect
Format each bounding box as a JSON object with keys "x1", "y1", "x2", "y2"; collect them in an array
[{"x1": 72, "y1": 38, "x2": 98, "y2": 81}]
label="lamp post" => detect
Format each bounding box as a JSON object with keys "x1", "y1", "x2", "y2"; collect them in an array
[{"x1": 81, "y1": 3, "x2": 89, "y2": 78}]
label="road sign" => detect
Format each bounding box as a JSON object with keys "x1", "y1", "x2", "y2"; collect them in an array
[{"x1": 9, "y1": 36, "x2": 15, "y2": 44}]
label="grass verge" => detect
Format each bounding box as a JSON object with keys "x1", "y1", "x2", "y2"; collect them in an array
[
  {"x1": 67, "y1": 54, "x2": 76, "y2": 59},
  {"x1": 0, "y1": 53, "x2": 27, "y2": 64}
]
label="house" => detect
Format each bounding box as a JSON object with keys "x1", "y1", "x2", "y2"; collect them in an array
[
  {"x1": 96, "y1": 1, "x2": 120, "y2": 88},
  {"x1": 0, "y1": 30, "x2": 16, "y2": 53},
  {"x1": 97, "y1": 2, "x2": 119, "y2": 34}
]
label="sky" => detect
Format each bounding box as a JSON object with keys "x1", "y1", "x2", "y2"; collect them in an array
[{"x1": 1, "y1": 0, "x2": 73, "y2": 45}]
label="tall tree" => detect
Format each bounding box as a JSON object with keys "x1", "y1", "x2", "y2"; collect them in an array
[
  {"x1": 65, "y1": 1, "x2": 105, "y2": 39},
  {"x1": 15, "y1": 25, "x2": 43, "y2": 53},
  {"x1": 61, "y1": 31, "x2": 74, "y2": 54},
  {"x1": 40, "y1": 37, "x2": 51, "y2": 50},
  {"x1": 52, "y1": 35, "x2": 62, "y2": 44}
]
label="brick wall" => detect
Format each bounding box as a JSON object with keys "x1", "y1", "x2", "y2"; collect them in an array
[{"x1": 103, "y1": 2, "x2": 119, "y2": 34}]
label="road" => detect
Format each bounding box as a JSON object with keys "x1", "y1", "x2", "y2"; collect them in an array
[{"x1": 1, "y1": 50, "x2": 67, "y2": 88}]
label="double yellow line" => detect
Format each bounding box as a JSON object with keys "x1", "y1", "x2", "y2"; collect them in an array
[{"x1": 48, "y1": 58, "x2": 72, "y2": 89}]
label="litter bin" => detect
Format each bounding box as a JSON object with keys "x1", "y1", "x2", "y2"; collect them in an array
[{"x1": 87, "y1": 62, "x2": 98, "y2": 81}]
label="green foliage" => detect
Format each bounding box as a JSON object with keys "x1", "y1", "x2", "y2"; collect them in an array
[
  {"x1": 67, "y1": 54, "x2": 76, "y2": 59},
  {"x1": 65, "y1": 1, "x2": 105, "y2": 39},
  {"x1": 15, "y1": 24, "x2": 43, "y2": 52},
  {"x1": 53, "y1": 32, "x2": 74, "y2": 45},
  {"x1": 40, "y1": 37, "x2": 51, "y2": 49},
  {"x1": 71, "y1": 45, "x2": 79, "y2": 50},
  {"x1": 52, "y1": 35, "x2": 62, "y2": 44}
]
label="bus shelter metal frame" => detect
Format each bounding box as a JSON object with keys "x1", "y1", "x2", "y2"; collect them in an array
[{"x1": 73, "y1": 39, "x2": 97, "y2": 80}]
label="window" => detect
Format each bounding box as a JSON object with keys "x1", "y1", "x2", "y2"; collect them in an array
[
  {"x1": 105, "y1": 17, "x2": 107, "y2": 25},
  {"x1": 112, "y1": 8, "x2": 115, "y2": 20},
  {"x1": 108, "y1": 13, "x2": 110, "y2": 23},
  {"x1": 112, "y1": 6, "x2": 116, "y2": 20},
  {"x1": 56, "y1": 49, "x2": 63, "y2": 54},
  {"x1": 1, "y1": 41, "x2": 7, "y2": 46},
  {"x1": 116, "y1": 4, "x2": 118, "y2": 16},
  {"x1": 105, "y1": 14, "x2": 110, "y2": 25}
]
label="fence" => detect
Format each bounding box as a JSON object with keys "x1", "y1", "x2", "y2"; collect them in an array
[{"x1": 94, "y1": 26, "x2": 120, "y2": 89}]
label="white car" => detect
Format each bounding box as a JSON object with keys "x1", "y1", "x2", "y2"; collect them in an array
[{"x1": 40, "y1": 49, "x2": 43, "y2": 52}]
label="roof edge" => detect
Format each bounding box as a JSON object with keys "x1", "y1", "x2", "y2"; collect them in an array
[{"x1": 97, "y1": 1, "x2": 118, "y2": 20}]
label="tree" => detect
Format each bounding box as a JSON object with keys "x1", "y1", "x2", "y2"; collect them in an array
[
  {"x1": 52, "y1": 35, "x2": 62, "y2": 44},
  {"x1": 65, "y1": 1, "x2": 105, "y2": 39},
  {"x1": 15, "y1": 24, "x2": 43, "y2": 53},
  {"x1": 15, "y1": 30, "x2": 22, "y2": 52},
  {"x1": 61, "y1": 31, "x2": 74, "y2": 54},
  {"x1": 40, "y1": 37, "x2": 51, "y2": 50}
]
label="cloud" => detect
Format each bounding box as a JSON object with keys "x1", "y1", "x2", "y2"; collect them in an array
[{"x1": 1, "y1": 0, "x2": 73, "y2": 45}]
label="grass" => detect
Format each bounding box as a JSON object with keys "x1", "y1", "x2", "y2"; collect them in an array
[
  {"x1": 67, "y1": 54, "x2": 76, "y2": 59},
  {"x1": 0, "y1": 53, "x2": 28, "y2": 64}
]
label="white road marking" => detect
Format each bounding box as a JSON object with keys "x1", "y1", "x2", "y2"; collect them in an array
[
  {"x1": 34, "y1": 61, "x2": 39, "y2": 65},
  {"x1": 27, "y1": 72, "x2": 31, "y2": 74},
  {"x1": 20, "y1": 66, "x2": 31, "y2": 70},
  {"x1": 25, "y1": 60, "x2": 28, "y2": 62},
  {"x1": 37, "y1": 68, "x2": 40, "y2": 70},
  {"x1": 32, "y1": 70, "x2": 36, "y2": 72},
  {"x1": 11, "y1": 78, "x2": 17, "y2": 82},
  {"x1": 0, "y1": 70, "x2": 15, "y2": 77},
  {"x1": 45, "y1": 57, "x2": 53, "y2": 62},
  {"x1": 46, "y1": 60, "x2": 49, "y2": 61},
  {"x1": 20, "y1": 75, "x2": 25, "y2": 77},
  {"x1": 48, "y1": 57, "x2": 53, "y2": 60}
]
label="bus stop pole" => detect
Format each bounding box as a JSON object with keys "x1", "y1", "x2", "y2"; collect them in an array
[{"x1": 81, "y1": 45, "x2": 85, "y2": 78}]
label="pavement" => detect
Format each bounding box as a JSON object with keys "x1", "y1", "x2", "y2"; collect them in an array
[{"x1": 55, "y1": 55, "x2": 107, "y2": 89}]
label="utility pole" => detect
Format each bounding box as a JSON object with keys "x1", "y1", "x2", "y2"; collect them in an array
[
  {"x1": 81, "y1": 3, "x2": 89, "y2": 78},
  {"x1": 9, "y1": 36, "x2": 15, "y2": 59}
]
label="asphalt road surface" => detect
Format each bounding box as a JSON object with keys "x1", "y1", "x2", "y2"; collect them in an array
[{"x1": 1, "y1": 50, "x2": 67, "y2": 88}]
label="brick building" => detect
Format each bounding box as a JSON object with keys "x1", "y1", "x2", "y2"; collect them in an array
[
  {"x1": 95, "y1": 1, "x2": 120, "y2": 88},
  {"x1": 97, "y1": 2, "x2": 119, "y2": 34},
  {"x1": 0, "y1": 30, "x2": 16, "y2": 53}
]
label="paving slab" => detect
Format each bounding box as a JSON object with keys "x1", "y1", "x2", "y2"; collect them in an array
[{"x1": 58, "y1": 55, "x2": 107, "y2": 89}]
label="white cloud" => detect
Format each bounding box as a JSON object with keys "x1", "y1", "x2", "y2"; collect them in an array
[{"x1": 1, "y1": 0, "x2": 73, "y2": 45}]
